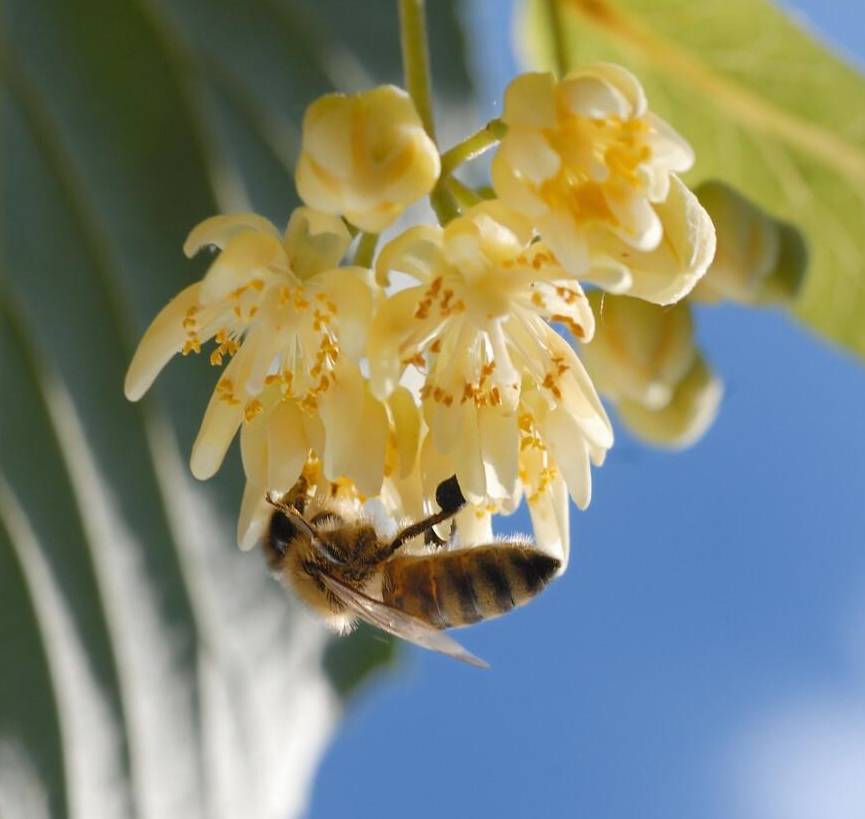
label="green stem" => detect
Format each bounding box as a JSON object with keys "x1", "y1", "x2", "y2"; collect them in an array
[
  {"x1": 430, "y1": 184, "x2": 461, "y2": 224},
  {"x1": 354, "y1": 232, "x2": 379, "y2": 268},
  {"x1": 544, "y1": 0, "x2": 569, "y2": 77},
  {"x1": 444, "y1": 177, "x2": 483, "y2": 210},
  {"x1": 440, "y1": 119, "x2": 507, "y2": 176},
  {"x1": 398, "y1": 0, "x2": 436, "y2": 140}
]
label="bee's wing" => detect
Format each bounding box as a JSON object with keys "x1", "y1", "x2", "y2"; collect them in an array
[{"x1": 319, "y1": 573, "x2": 489, "y2": 669}]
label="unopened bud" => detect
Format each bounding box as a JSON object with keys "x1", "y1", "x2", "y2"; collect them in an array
[
  {"x1": 582, "y1": 292, "x2": 696, "y2": 411},
  {"x1": 616, "y1": 355, "x2": 723, "y2": 450},
  {"x1": 296, "y1": 85, "x2": 440, "y2": 234},
  {"x1": 692, "y1": 181, "x2": 807, "y2": 306}
]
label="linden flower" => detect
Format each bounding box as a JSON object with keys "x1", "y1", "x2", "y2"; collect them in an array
[
  {"x1": 409, "y1": 422, "x2": 575, "y2": 571},
  {"x1": 236, "y1": 378, "x2": 387, "y2": 549},
  {"x1": 492, "y1": 64, "x2": 716, "y2": 305},
  {"x1": 296, "y1": 85, "x2": 441, "y2": 233},
  {"x1": 124, "y1": 207, "x2": 381, "y2": 484},
  {"x1": 368, "y1": 200, "x2": 613, "y2": 508}
]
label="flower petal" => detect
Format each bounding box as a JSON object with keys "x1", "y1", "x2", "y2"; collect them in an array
[
  {"x1": 477, "y1": 405, "x2": 520, "y2": 502},
  {"x1": 502, "y1": 72, "x2": 557, "y2": 129},
  {"x1": 374, "y1": 225, "x2": 444, "y2": 287},
  {"x1": 267, "y1": 400, "x2": 308, "y2": 493},
  {"x1": 124, "y1": 282, "x2": 202, "y2": 401},
  {"x1": 453, "y1": 505, "x2": 494, "y2": 547},
  {"x1": 311, "y1": 265, "x2": 375, "y2": 362},
  {"x1": 184, "y1": 213, "x2": 280, "y2": 258},
  {"x1": 318, "y1": 362, "x2": 387, "y2": 496},
  {"x1": 387, "y1": 386, "x2": 421, "y2": 479},
  {"x1": 237, "y1": 479, "x2": 272, "y2": 551},
  {"x1": 200, "y1": 231, "x2": 288, "y2": 305},
  {"x1": 587, "y1": 175, "x2": 716, "y2": 305},
  {"x1": 284, "y1": 206, "x2": 351, "y2": 279},
  {"x1": 367, "y1": 285, "x2": 435, "y2": 400}
]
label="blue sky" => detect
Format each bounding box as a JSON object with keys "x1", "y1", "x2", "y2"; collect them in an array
[{"x1": 310, "y1": 3, "x2": 865, "y2": 818}]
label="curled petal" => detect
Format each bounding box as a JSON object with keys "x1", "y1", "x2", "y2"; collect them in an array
[
  {"x1": 284, "y1": 207, "x2": 351, "y2": 279},
  {"x1": 200, "y1": 231, "x2": 288, "y2": 305},
  {"x1": 374, "y1": 225, "x2": 444, "y2": 287},
  {"x1": 558, "y1": 73, "x2": 631, "y2": 120},
  {"x1": 184, "y1": 213, "x2": 280, "y2": 258},
  {"x1": 502, "y1": 72, "x2": 557, "y2": 129},
  {"x1": 562, "y1": 63, "x2": 647, "y2": 118},
  {"x1": 586, "y1": 175, "x2": 716, "y2": 305},
  {"x1": 124, "y1": 282, "x2": 202, "y2": 401}
]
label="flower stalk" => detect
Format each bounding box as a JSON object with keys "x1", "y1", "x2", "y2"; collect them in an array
[
  {"x1": 543, "y1": 0, "x2": 570, "y2": 77},
  {"x1": 440, "y1": 119, "x2": 508, "y2": 177},
  {"x1": 398, "y1": 0, "x2": 436, "y2": 141},
  {"x1": 354, "y1": 232, "x2": 379, "y2": 268}
]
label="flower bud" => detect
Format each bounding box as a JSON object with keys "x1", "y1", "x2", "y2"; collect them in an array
[
  {"x1": 692, "y1": 181, "x2": 807, "y2": 306},
  {"x1": 295, "y1": 85, "x2": 440, "y2": 233},
  {"x1": 580, "y1": 292, "x2": 721, "y2": 448},
  {"x1": 616, "y1": 355, "x2": 723, "y2": 450},
  {"x1": 581, "y1": 292, "x2": 696, "y2": 410}
]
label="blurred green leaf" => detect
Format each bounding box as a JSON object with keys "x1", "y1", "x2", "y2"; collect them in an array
[
  {"x1": 0, "y1": 0, "x2": 475, "y2": 815},
  {"x1": 519, "y1": 0, "x2": 865, "y2": 358}
]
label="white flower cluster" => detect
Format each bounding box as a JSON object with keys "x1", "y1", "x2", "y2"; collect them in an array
[{"x1": 125, "y1": 67, "x2": 715, "y2": 569}]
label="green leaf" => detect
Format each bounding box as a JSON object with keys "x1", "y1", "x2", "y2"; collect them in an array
[
  {"x1": 0, "y1": 1, "x2": 475, "y2": 816},
  {"x1": 518, "y1": 0, "x2": 865, "y2": 358}
]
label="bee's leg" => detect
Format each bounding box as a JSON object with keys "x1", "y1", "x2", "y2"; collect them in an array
[{"x1": 383, "y1": 476, "x2": 465, "y2": 557}]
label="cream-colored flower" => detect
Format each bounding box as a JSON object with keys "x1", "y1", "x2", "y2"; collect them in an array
[
  {"x1": 580, "y1": 292, "x2": 722, "y2": 449},
  {"x1": 124, "y1": 207, "x2": 384, "y2": 486},
  {"x1": 368, "y1": 201, "x2": 612, "y2": 509},
  {"x1": 492, "y1": 65, "x2": 715, "y2": 304},
  {"x1": 236, "y1": 380, "x2": 384, "y2": 551},
  {"x1": 296, "y1": 85, "x2": 441, "y2": 233}
]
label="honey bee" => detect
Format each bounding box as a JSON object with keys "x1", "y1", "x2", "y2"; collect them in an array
[{"x1": 263, "y1": 475, "x2": 560, "y2": 667}]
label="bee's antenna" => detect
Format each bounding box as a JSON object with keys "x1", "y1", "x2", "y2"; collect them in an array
[
  {"x1": 265, "y1": 492, "x2": 346, "y2": 565},
  {"x1": 385, "y1": 475, "x2": 466, "y2": 556}
]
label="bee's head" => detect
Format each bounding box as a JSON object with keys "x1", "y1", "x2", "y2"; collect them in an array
[
  {"x1": 262, "y1": 509, "x2": 298, "y2": 569},
  {"x1": 263, "y1": 492, "x2": 348, "y2": 568}
]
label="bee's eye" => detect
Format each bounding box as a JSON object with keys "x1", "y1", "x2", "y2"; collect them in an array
[{"x1": 269, "y1": 511, "x2": 298, "y2": 556}]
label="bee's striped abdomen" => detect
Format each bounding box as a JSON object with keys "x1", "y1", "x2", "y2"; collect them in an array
[{"x1": 382, "y1": 546, "x2": 560, "y2": 629}]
